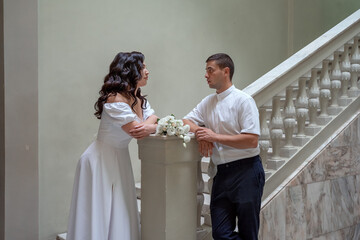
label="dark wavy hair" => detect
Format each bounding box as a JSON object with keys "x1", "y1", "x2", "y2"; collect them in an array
[{"x1": 94, "y1": 51, "x2": 148, "y2": 119}]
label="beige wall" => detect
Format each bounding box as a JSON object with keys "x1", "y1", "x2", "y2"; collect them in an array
[
  {"x1": 2, "y1": 0, "x2": 360, "y2": 239},
  {"x1": 0, "y1": 0, "x2": 4, "y2": 238},
  {"x1": 291, "y1": 0, "x2": 360, "y2": 53},
  {"x1": 3, "y1": 0, "x2": 39, "y2": 239}
]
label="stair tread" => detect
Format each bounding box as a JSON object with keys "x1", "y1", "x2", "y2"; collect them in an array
[
  {"x1": 202, "y1": 173, "x2": 210, "y2": 181},
  {"x1": 56, "y1": 233, "x2": 67, "y2": 240},
  {"x1": 202, "y1": 157, "x2": 210, "y2": 163}
]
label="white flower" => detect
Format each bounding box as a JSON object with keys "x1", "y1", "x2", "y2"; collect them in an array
[
  {"x1": 155, "y1": 115, "x2": 191, "y2": 147},
  {"x1": 158, "y1": 118, "x2": 167, "y2": 125},
  {"x1": 176, "y1": 127, "x2": 185, "y2": 135},
  {"x1": 183, "y1": 124, "x2": 190, "y2": 133},
  {"x1": 175, "y1": 120, "x2": 183, "y2": 126},
  {"x1": 155, "y1": 124, "x2": 163, "y2": 134},
  {"x1": 167, "y1": 128, "x2": 175, "y2": 136}
]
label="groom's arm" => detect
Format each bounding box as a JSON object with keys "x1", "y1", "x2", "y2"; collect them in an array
[
  {"x1": 183, "y1": 119, "x2": 213, "y2": 157},
  {"x1": 196, "y1": 127, "x2": 259, "y2": 149},
  {"x1": 182, "y1": 119, "x2": 200, "y2": 133}
]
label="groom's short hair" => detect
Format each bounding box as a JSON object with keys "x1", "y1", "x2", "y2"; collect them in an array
[{"x1": 206, "y1": 53, "x2": 234, "y2": 81}]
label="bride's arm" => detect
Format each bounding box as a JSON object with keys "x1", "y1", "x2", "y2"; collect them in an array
[{"x1": 122, "y1": 115, "x2": 158, "y2": 139}]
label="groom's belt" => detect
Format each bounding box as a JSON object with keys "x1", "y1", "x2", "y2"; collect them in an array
[{"x1": 217, "y1": 155, "x2": 259, "y2": 171}]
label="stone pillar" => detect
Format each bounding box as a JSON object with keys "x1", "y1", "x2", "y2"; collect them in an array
[
  {"x1": 259, "y1": 108, "x2": 270, "y2": 166},
  {"x1": 138, "y1": 136, "x2": 199, "y2": 240},
  {"x1": 339, "y1": 44, "x2": 352, "y2": 106},
  {"x1": 349, "y1": 36, "x2": 360, "y2": 97},
  {"x1": 318, "y1": 59, "x2": 332, "y2": 125},
  {"x1": 306, "y1": 68, "x2": 322, "y2": 136},
  {"x1": 293, "y1": 77, "x2": 310, "y2": 146},
  {"x1": 281, "y1": 86, "x2": 297, "y2": 158},
  {"x1": 328, "y1": 51, "x2": 342, "y2": 115},
  {"x1": 268, "y1": 96, "x2": 285, "y2": 170}
]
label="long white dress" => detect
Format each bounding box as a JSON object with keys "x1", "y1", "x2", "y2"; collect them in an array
[{"x1": 67, "y1": 101, "x2": 154, "y2": 240}]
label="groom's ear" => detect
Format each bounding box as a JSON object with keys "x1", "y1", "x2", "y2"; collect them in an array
[{"x1": 223, "y1": 67, "x2": 230, "y2": 78}]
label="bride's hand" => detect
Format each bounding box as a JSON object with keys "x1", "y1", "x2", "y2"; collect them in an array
[{"x1": 129, "y1": 123, "x2": 156, "y2": 139}]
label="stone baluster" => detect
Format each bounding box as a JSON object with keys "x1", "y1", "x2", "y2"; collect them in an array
[
  {"x1": 197, "y1": 160, "x2": 204, "y2": 219},
  {"x1": 294, "y1": 77, "x2": 310, "y2": 146},
  {"x1": 349, "y1": 36, "x2": 360, "y2": 97},
  {"x1": 306, "y1": 69, "x2": 322, "y2": 136},
  {"x1": 339, "y1": 44, "x2": 352, "y2": 106},
  {"x1": 202, "y1": 158, "x2": 216, "y2": 227},
  {"x1": 328, "y1": 51, "x2": 342, "y2": 115},
  {"x1": 268, "y1": 96, "x2": 285, "y2": 170},
  {"x1": 281, "y1": 86, "x2": 297, "y2": 158},
  {"x1": 308, "y1": 69, "x2": 320, "y2": 126},
  {"x1": 318, "y1": 59, "x2": 332, "y2": 125},
  {"x1": 196, "y1": 157, "x2": 207, "y2": 238},
  {"x1": 283, "y1": 87, "x2": 296, "y2": 147},
  {"x1": 259, "y1": 108, "x2": 270, "y2": 167},
  {"x1": 206, "y1": 158, "x2": 216, "y2": 196}
]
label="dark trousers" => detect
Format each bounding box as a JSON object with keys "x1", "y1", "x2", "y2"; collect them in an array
[{"x1": 210, "y1": 155, "x2": 265, "y2": 240}]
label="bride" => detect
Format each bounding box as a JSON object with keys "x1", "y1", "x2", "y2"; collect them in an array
[{"x1": 67, "y1": 51, "x2": 157, "y2": 240}]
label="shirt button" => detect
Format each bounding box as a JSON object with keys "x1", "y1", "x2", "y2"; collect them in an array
[{"x1": 226, "y1": 164, "x2": 229, "y2": 167}]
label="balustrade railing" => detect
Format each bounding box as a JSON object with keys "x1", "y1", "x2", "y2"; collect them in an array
[{"x1": 240, "y1": 9, "x2": 360, "y2": 202}]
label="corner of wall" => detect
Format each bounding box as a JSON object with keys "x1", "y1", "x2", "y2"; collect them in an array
[{"x1": 0, "y1": 0, "x2": 4, "y2": 239}]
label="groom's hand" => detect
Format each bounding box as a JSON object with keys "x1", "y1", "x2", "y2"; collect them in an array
[
  {"x1": 198, "y1": 140, "x2": 213, "y2": 157},
  {"x1": 196, "y1": 127, "x2": 218, "y2": 143}
]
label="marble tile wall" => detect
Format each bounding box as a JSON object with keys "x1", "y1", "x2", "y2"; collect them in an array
[{"x1": 259, "y1": 115, "x2": 360, "y2": 240}]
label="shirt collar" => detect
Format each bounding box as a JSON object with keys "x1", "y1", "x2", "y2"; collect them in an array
[{"x1": 216, "y1": 85, "x2": 235, "y2": 101}]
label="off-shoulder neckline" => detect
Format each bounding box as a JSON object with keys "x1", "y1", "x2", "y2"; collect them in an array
[
  {"x1": 104, "y1": 101, "x2": 143, "y2": 120},
  {"x1": 104, "y1": 101, "x2": 128, "y2": 106}
]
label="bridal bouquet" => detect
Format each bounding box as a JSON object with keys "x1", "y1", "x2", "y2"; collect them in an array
[{"x1": 155, "y1": 115, "x2": 191, "y2": 147}]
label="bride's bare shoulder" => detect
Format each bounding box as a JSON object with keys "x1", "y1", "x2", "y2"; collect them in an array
[{"x1": 106, "y1": 93, "x2": 129, "y2": 104}]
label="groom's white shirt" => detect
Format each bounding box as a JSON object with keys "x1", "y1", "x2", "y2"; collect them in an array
[{"x1": 184, "y1": 85, "x2": 260, "y2": 165}]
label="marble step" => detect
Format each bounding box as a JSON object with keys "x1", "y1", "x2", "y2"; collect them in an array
[
  {"x1": 201, "y1": 157, "x2": 210, "y2": 172},
  {"x1": 56, "y1": 233, "x2": 66, "y2": 240}
]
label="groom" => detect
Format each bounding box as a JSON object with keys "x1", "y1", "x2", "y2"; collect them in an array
[{"x1": 183, "y1": 53, "x2": 265, "y2": 240}]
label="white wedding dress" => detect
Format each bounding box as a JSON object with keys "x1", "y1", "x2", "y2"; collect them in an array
[{"x1": 67, "y1": 101, "x2": 154, "y2": 240}]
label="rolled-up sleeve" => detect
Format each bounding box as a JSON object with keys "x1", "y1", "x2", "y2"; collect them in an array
[
  {"x1": 239, "y1": 98, "x2": 260, "y2": 136},
  {"x1": 183, "y1": 98, "x2": 207, "y2": 126}
]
